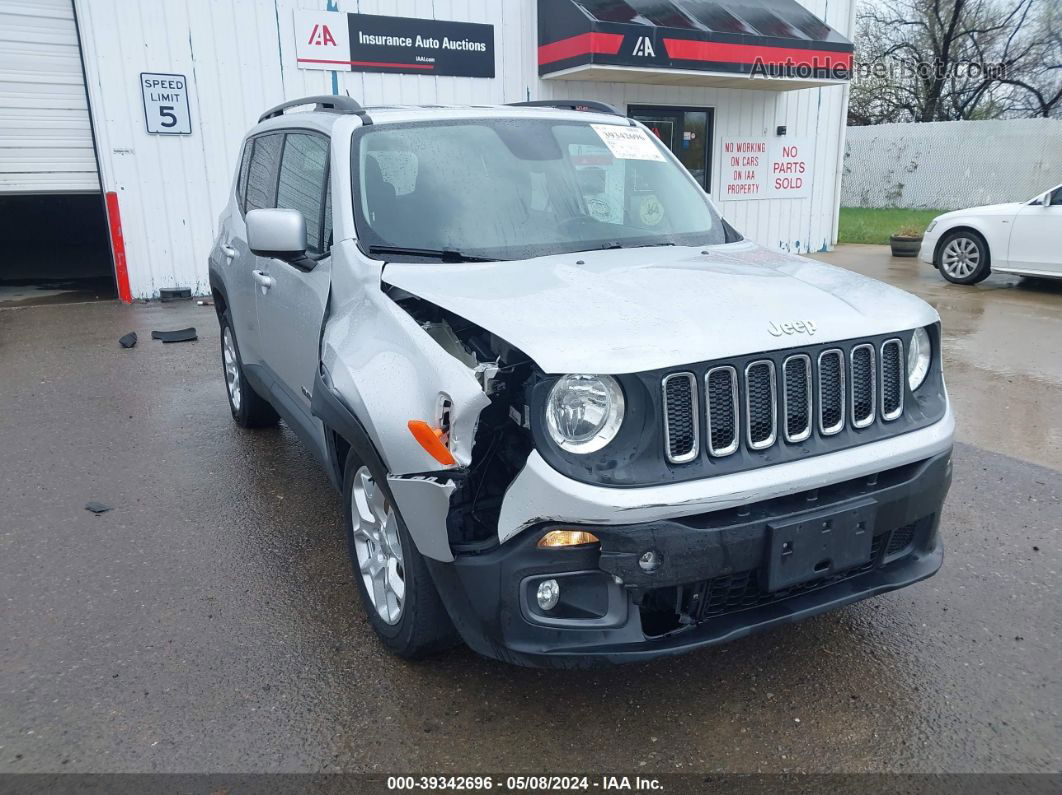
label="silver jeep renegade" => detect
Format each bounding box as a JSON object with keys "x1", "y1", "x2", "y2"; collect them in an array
[{"x1": 209, "y1": 96, "x2": 953, "y2": 667}]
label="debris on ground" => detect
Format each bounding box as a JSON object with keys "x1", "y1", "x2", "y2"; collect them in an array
[
  {"x1": 85, "y1": 501, "x2": 111, "y2": 514},
  {"x1": 195, "y1": 299, "x2": 213, "y2": 306},
  {"x1": 151, "y1": 327, "x2": 197, "y2": 343},
  {"x1": 118, "y1": 332, "x2": 137, "y2": 349}
]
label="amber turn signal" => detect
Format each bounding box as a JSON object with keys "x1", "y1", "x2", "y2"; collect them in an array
[
  {"x1": 537, "y1": 529, "x2": 600, "y2": 548},
  {"x1": 407, "y1": 420, "x2": 456, "y2": 466}
]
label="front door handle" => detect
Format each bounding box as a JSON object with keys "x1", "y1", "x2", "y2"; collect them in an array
[
  {"x1": 221, "y1": 244, "x2": 237, "y2": 260},
  {"x1": 252, "y1": 270, "x2": 275, "y2": 291}
]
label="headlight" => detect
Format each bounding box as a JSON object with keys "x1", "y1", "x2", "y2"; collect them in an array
[
  {"x1": 907, "y1": 327, "x2": 931, "y2": 391},
  {"x1": 926, "y1": 220, "x2": 937, "y2": 234},
  {"x1": 545, "y1": 374, "x2": 625, "y2": 454}
]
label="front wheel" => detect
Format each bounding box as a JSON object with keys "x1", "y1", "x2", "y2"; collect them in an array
[
  {"x1": 937, "y1": 231, "x2": 990, "y2": 284},
  {"x1": 342, "y1": 451, "x2": 457, "y2": 658}
]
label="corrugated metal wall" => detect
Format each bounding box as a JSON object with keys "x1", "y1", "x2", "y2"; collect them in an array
[
  {"x1": 843, "y1": 119, "x2": 1062, "y2": 210},
  {"x1": 74, "y1": 0, "x2": 854, "y2": 299},
  {"x1": 0, "y1": 0, "x2": 99, "y2": 193}
]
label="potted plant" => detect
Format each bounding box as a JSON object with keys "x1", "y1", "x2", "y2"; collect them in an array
[{"x1": 889, "y1": 224, "x2": 924, "y2": 257}]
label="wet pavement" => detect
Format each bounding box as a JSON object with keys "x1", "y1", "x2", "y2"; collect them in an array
[{"x1": 1, "y1": 248, "x2": 1059, "y2": 774}]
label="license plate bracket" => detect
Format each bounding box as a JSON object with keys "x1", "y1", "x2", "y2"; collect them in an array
[{"x1": 765, "y1": 500, "x2": 876, "y2": 592}]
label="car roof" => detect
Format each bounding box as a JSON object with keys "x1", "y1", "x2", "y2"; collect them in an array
[{"x1": 247, "y1": 102, "x2": 630, "y2": 138}]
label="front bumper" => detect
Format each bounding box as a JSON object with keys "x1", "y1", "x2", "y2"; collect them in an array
[
  {"x1": 427, "y1": 449, "x2": 951, "y2": 667},
  {"x1": 918, "y1": 235, "x2": 939, "y2": 265}
]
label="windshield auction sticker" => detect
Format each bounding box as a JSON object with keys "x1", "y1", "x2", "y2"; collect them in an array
[{"x1": 591, "y1": 124, "x2": 666, "y2": 161}]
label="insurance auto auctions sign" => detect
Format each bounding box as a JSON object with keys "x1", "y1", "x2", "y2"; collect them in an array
[
  {"x1": 719, "y1": 138, "x2": 812, "y2": 200},
  {"x1": 294, "y1": 10, "x2": 494, "y2": 77}
]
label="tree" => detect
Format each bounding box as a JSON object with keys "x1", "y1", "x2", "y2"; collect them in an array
[{"x1": 849, "y1": 0, "x2": 1062, "y2": 124}]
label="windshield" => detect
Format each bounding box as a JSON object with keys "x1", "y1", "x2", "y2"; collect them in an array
[{"x1": 352, "y1": 117, "x2": 733, "y2": 261}]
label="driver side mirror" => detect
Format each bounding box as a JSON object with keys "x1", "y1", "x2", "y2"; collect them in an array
[{"x1": 246, "y1": 208, "x2": 316, "y2": 271}]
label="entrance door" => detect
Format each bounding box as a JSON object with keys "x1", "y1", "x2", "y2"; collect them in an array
[{"x1": 628, "y1": 106, "x2": 713, "y2": 190}]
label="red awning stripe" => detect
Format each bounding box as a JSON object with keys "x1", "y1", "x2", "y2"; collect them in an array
[
  {"x1": 663, "y1": 38, "x2": 852, "y2": 69},
  {"x1": 538, "y1": 32, "x2": 624, "y2": 65}
]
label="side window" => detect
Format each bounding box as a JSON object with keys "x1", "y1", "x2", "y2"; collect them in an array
[
  {"x1": 1051, "y1": 187, "x2": 1062, "y2": 206},
  {"x1": 235, "y1": 141, "x2": 253, "y2": 213},
  {"x1": 276, "y1": 132, "x2": 329, "y2": 254},
  {"x1": 245, "y1": 133, "x2": 283, "y2": 212}
]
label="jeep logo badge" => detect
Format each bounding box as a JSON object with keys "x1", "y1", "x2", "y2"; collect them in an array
[{"x1": 768, "y1": 320, "x2": 817, "y2": 337}]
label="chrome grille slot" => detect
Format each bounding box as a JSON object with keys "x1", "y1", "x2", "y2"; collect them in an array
[
  {"x1": 850, "y1": 344, "x2": 876, "y2": 428},
  {"x1": 818, "y1": 349, "x2": 845, "y2": 435},
  {"x1": 662, "y1": 372, "x2": 698, "y2": 464},
  {"x1": 744, "y1": 360, "x2": 777, "y2": 450},
  {"x1": 880, "y1": 339, "x2": 903, "y2": 421},
  {"x1": 657, "y1": 336, "x2": 912, "y2": 467},
  {"x1": 782, "y1": 354, "x2": 812, "y2": 443},
  {"x1": 704, "y1": 366, "x2": 739, "y2": 457}
]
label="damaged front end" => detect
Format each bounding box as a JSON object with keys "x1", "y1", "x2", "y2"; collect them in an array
[{"x1": 381, "y1": 287, "x2": 536, "y2": 560}]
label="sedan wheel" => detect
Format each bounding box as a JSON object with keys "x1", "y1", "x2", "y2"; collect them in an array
[
  {"x1": 937, "y1": 231, "x2": 990, "y2": 285},
  {"x1": 350, "y1": 466, "x2": 405, "y2": 625},
  {"x1": 941, "y1": 237, "x2": 980, "y2": 279}
]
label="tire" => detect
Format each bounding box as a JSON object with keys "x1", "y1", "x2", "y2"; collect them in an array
[
  {"x1": 936, "y1": 230, "x2": 990, "y2": 284},
  {"x1": 341, "y1": 449, "x2": 458, "y2": 658},
  {"x1": 220, "y1": 310, "x2": 279, "y2": 428}
]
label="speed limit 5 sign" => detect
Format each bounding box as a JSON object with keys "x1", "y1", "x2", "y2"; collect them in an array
[{"x1": 140, "y1": 73, "x2": 191, "y2": 135}]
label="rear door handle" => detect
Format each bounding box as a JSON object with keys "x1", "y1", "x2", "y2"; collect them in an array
[
  {"x1": 251, "y1": 270, "x2": 274, "y2": 291},
  {"x1": 221, "y1": 244, "x2": 237, "y2": 259}
]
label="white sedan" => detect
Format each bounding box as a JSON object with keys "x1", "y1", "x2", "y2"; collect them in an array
[{"x1": 919, "y1": 183, "x2": 1062, "y2": 284}]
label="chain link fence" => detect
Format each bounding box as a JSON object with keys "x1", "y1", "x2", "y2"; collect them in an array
[{"x1": 842, "y1": 118, "x2": 1062, "y2": 209}]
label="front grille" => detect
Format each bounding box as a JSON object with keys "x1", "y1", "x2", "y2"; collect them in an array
[
  {"x1": 880, "y1": 339, "x2": 904, "y2": 420},
  {"x1": 662, "y1": 372, "x2": 698, "y2": 463},
  {"x1": 850, "y1": 344, "x2": 876, "y2": 428},
  {"x1": 818, "y1": 349, "x2": 845, "y2": 435},
  {"x1": 744, "y1": 361, "x2": 777, "y2": 449},
  {"x1": 705, "y1": 366, "x2": 739, "y2": 456},
  {"x1": 659, "y1": 333, "x2": 916, "y2": 465},
  {"x1": 783, "y1": 355, "x2": 812, "y2": 443}
]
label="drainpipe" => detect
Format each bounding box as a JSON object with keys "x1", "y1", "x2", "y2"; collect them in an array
[{"x1": 829, "y1": 0, "x2": 859, "y2": 249}]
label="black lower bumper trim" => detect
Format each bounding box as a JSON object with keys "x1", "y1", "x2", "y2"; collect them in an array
[{"x1": 426, "y1": 449, "x2": 952, "y2": 668}]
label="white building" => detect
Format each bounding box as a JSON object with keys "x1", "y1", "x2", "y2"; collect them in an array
[{"x1": 0, "y1": 0, "x2": 855, "y2": 301}]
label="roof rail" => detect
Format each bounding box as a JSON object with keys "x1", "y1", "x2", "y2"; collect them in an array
[
  {"x1": 508, "y1": 99, "x2": 622, "y2": 116},
  {"x1": 258, "y1": 95, "x2": 365, "y2": 123}
]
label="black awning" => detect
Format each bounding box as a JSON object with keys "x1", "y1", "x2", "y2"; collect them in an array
[{"x1": 538, "y1": 0, "x2": 852, "y2": 89}]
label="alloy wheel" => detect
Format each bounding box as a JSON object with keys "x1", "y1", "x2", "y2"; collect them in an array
[
  {"x1": 941, "y1": 237, "x2": 980, "y2": 279},
  {"x1": 351, "y1": 466, "x2": 405, "y2": 624}
]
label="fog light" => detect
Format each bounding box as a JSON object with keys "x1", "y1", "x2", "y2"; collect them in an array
[
  {"x1": 537, "y1": 529, "x2": 600, "y2": 548},
  {"x1": 536, "y1": 579, "x2": 561, "y2": 611},
  {"x1": 639, "y1": 550, "x2": 662, "y2": 573}
]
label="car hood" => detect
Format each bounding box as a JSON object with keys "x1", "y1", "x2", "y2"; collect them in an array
[
  {"x1": 937, "y1": 201, "x2": 1024, "y2": 220},
  {"x1": 382, "y1": 241, "x2": 939, "y2": 375}
]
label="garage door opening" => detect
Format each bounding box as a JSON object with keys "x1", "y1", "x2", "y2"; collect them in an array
[{"x1": 0, "y1": 193, "x2": 115, "y2": 307}]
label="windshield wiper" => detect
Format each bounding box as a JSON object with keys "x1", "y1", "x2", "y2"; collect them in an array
[
  {"x1": 367, "y1": 244, "x2": 502, "y2": 263},
  {"x1": 599, "y1": 241, "x2": 677, "y2": 250}
]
